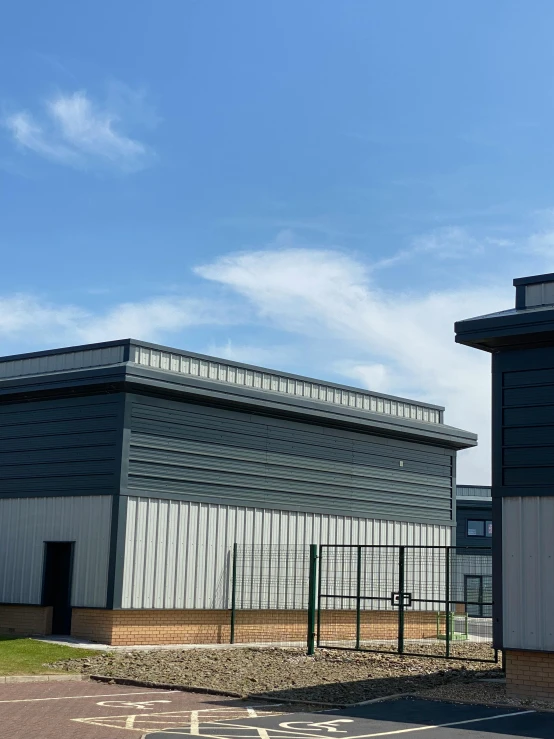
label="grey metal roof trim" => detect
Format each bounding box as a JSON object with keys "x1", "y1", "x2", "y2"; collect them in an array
[
  {"x1": 123, "y1": 363, "x2": 477, "y2": 449},
  {"x1": 0, "y1": 338, "x2": 445, "y2": 425},
  {"x1": 455, "y1": 303, "x2": 554, "y2": 351},
  {"x1": 0, "y1": 361, "x2": 476, "y2": 450}
]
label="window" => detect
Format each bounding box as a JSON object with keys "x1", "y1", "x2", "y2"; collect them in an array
[
  {"x1": 467, "y1": 520, "x2": 485, "y2": 537},
  {"x1": 486, "y1": 521, "x2": 493, "y2": 537}
]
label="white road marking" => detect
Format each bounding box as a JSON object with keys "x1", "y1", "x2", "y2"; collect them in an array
[
  {"x1": 0, "y1": 689, "x2": 176, "y2": 704},
  {"x1": 160, "y1": 709, "x2": 537, "y2": 739},
  {"x1": 71, "y1": 705, "x2": 284, "y2": 733},
  {"x1": 279, "y1": 721, "x2": 353, "y2": 733},
  {"x1": 97, "y1": 699, "x2": 172, "y2": 709},
  {"x1": 327, "y1": 709, "x2": 537, "y2": 738}
]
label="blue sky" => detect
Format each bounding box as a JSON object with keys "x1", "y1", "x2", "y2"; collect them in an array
[{"x1": 2, "y1": 1, "x2": 554, "y2": 482}]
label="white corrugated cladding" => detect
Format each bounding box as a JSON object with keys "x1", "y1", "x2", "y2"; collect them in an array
[
  {"x1": 0, "y1": 496, "x2": 112, "y2": 607},
  {"x1": 503, "y1": 496, "x2": 554, "y2": 650},
  {"x1": 121, "y1": 496, "x2": 451, "y2": 610},
  {"x1": 0, "y1": 345, "x2": 124, "y2": 379}
]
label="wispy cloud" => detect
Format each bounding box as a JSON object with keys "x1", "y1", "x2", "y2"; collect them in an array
[
  {"x1": 4, "y1": 90, "x2": 153, "y2": 172},
  {"x1": 0, "y1": 293, "x2": 230, "y2": 351},
  {"x1": 374, "y1": 226, "x2": 503, "y2": 270}
]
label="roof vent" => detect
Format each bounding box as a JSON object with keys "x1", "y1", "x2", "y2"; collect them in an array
[{"x1": 514, "y1": 273, "x2": 554, "y2": 310}]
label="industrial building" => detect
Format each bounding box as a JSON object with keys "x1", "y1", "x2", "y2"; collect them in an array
[
  {"x1": 455, "y1": 486, "x2": 492, "y2": 619},
  {"x1": 0, "y1": 339, "x2": 476, "y2": 645},
  {"x1": 456, "y1": 271, "x2": 554, "y2": 699}
]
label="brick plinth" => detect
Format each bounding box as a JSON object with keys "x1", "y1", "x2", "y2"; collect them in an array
[
  {"x1": 506, "y1": 650, "x2": 554, "y2": 700},
  {"x1": 0, "y1": 605, "x2": 52, "y2": 636},
  {"x1": 72, "y1": 608, "x2": 438, "y2": 646}
]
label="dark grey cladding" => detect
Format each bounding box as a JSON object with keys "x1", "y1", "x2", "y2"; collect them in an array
[{"x1": 126, "y1": 394, "x2": 457, "y2": 525}]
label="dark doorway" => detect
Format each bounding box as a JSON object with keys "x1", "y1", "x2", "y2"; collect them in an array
[
  {"x1": 42, "y1": 542, "x2": 74, "y2": 635},
  {"x1": 464, "y1": 574, "x2": 493, "y2": 618}
]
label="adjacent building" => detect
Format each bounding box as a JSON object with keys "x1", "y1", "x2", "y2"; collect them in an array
[
  {"x1": 0, "y1": 339, "x2": 476, "y2": 645},
  {"x1": 456, "y1": 271, "x2": 554, "y2": 699},
  {"x1": 455, "y1": 486, "x2": 492, "y2": 618}
]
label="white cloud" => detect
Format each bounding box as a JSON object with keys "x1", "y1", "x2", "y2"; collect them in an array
[
  {"x1": 375, "y1": 226, "x2": 493, "y2": 270},
  {"x1": 0, "y1": 293, "x2": 229, "y2": 353},
  {"x1": 197, "y1": 247, "x2": 514, "y2": 484},
  {"x1": 4, "y1": 90, "x2": 152, "y2": 172},
  {"x1": 335, "y1": 362, "x2": 392, "y2": 394},
  {"x1": 205, "y1": 340, "x2": 294, "y2": 368}
]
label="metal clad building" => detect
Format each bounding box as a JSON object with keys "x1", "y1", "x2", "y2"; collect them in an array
[
  {"x1": 456, "y1": 271, "x2": 554, "y2": 699},
  {"x1": 0, "y1": 339, "x2": 475, "y2": 644}
]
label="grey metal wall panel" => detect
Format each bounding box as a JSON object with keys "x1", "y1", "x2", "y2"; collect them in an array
[
  {"x1": 0, "y1": 395, "x2": 123, "y2": 498},
  {"x1": 502, "y1": 496, "x2": 554, "y2": 650},
  {"x1": 121, "y1": 496, "x2": 451, "y2": 609},
  {"x1": 0, "y1": 345, "x2": 125, "y2": 379},
  {"x1": 456, "y1": 486, "x2": 492, "y2": 498},
  {"x1": 498, "y1": 353, "x2": 554, "y2": 494},
  {"x1": 0, "y1": 496, "x2": 112, "y2": 607},
  {"x1": 126, "y1": 397, "x2": 455, "y2": 524}
]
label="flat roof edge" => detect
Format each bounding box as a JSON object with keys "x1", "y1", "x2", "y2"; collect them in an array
[{"x1": 0, "y1": 338, "x2": 445, "y2": 415}]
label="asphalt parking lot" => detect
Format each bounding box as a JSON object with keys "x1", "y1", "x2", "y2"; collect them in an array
[
  {"x1": 145, "y1": 696, "x2": 554, "y2": 739},
  {"x1": 0, "y1": 679, "x2": 281, "y2": 739}
]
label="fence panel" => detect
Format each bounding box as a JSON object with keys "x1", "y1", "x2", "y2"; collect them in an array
[
  {"x1": 318, "y1": 544, "x2": 497, "y2": 662},
  {"x1": 230, "y1": 544, "x2": 312, "y2": 646}
]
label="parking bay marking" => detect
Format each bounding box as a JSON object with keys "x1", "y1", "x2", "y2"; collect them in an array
[
  {"x1": 0, "y1": 690, "x2": 177, "y2": 704},
  {"x1": 97, "y1": 700, "x2": 173, "y2": 710},
  {"x1": 150, "y1": 710, "x2": 538, "y2": 739},
  {"x1": 72, "y1": 705, "x2": 283, "y2": 733}
]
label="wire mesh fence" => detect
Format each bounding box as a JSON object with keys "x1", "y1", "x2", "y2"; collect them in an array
[
  {"x1": 317, "y1": 544, "x2": 497, "y2": 662},
  {"x1": 228, "y1": 542, "x2": 496, "y2": 662},
  {"x1": 229, "y1": 543, "x2": 316, "y2": 646}
]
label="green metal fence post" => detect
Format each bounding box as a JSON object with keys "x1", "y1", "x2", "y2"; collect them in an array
[
  {"x1": 356, "y1": 545, "x2": 362, "y2": 650},
  {"x1": 307, "y1": 544, "x2": 318, "y2": 655},
  {"x1": 230, "y1": 542, "x2": 238, "y2": 644},
  {"x1": 316, "y1": 544, "x2": 323, "y2": 648},
  {"x1": 445, "y1": 546, "x2": 451, "y2": 658},
  {"x1": 398, "y1": 546, "x2": 405, "y2": 655}
]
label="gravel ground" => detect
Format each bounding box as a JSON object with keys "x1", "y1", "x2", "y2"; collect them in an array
[{"x1": 50, "y1": 646, "x2": 502, "y2": 705}]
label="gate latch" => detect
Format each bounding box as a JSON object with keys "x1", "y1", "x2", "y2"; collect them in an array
[{"x1": 391, "y1": 591, "x2": 412, "y2": 607}]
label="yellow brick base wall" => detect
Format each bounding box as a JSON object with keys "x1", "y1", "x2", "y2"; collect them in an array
[
  {"x1": 71, "y1": 609, "x2": 115, "y2": 644},
  {"x1": 0, "y1": 605, "x2": 53, "y2": 636},
  {"x1": 320, "y1": 610, "x2": 437, "y2": 642},
  {"x1": 71, "y1": 608, "x2": 438, "y2": 646},
  {"x1": 506, "y1": 649, "x2": 554, "y2": 700}
]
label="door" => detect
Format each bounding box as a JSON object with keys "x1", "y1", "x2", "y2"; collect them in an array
[
  {"x1": 465, "y1": 575, "x2": 484, "y2": 617},
  {"x1": 42, "y1": 542, "x2": 74, "y2": 635}
]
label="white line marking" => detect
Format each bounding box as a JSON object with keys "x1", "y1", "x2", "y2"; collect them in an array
[
  {"x1": 125, "y1": 714, "x2": 137, "y2": 729},
  {"x1": 0, "y1": 689, "x2": 176, "y2": 704},
  {"x1": 191, "y1": 710, "x2": 200, "y2": 735},
  {"x1": 162, "y1": 710, "x2": 538, "y2": 739},
  {"x1": 331, "y1": 709, "x2": 537, "y2": 738}
]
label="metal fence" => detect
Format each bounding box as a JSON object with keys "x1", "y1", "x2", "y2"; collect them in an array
[
  {"x1": 317, "y1": 544, "x2": 496, "y2": 662},
  {"x1": 229, "y1": 543, "x2": 317, "y2": 648},
  {"x1": 229, "y1": 543, "x2": 495, "y2": 662}
]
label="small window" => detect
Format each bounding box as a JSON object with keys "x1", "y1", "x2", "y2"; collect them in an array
[
  {"x1": 467, "y1": 520, "x2": 485, "y2": 537},
  {"x1": 486, "y1": 521, "x2": 493, "y2": 537}
]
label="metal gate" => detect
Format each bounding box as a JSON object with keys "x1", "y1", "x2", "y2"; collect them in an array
[{"x1": 317, "y1": 544, "x2": 497, "y2": 662}]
